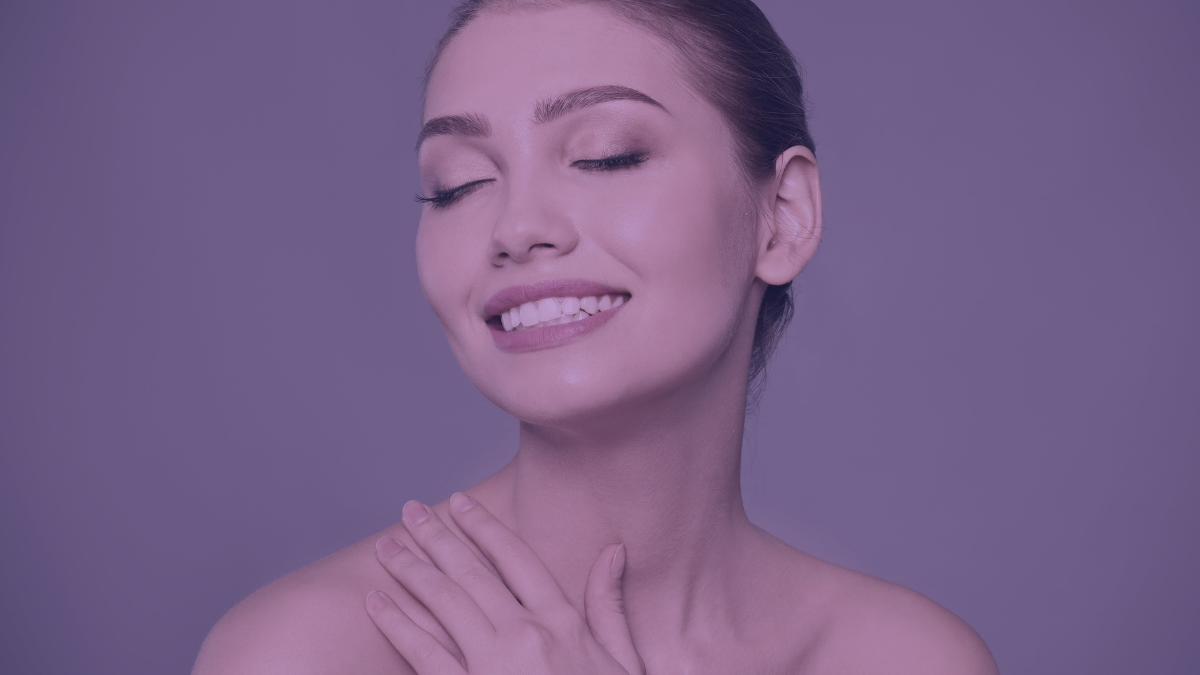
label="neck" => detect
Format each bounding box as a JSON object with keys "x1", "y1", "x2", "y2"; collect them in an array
[{"x1": 471, "y1": 364, "x2": 757, "y2": 638}]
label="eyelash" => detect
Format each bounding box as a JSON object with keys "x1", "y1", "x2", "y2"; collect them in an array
[
  {"x1": 415, "y1": 152, "x2": 648, "y2": 210},
  {"x1": 414, "y1": 179, "x2": 493, "y2": 209},
  {"x1": 570, "y1": 151, "x2": 649, "y2": 171}
]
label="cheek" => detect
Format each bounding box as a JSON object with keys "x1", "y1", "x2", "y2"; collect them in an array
[
  {"x1": 415, "y1": 216, "x2": 479, "y2": 339},
  {"x1": 613, "y1": 162, "x2": 755, "y2": 309},
  {"x1": 592, "y1": 160, "x2": 758, "y2": 384},
  {"x1": 635, "y1": 202, "x2": 747, "y2": 286}
]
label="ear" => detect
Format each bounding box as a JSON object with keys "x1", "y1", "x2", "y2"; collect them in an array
[{"x1": 755, "y1": 146, "x2": 822, "y2": 286}]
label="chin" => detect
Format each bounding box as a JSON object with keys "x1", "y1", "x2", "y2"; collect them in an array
[
  {"x1": 445, "y1": 295, "x2": 749, "y2": 428},
  {"x1": 468, "y1": 346, "x2": 728, "y2": 433},
  {"x1": 473, "y1": 361, "x2": 636, "y2": 428}
]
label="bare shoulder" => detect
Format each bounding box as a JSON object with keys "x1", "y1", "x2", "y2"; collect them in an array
[
  {"x1": 790, "y1": 553, "x2": 998, "y2": 675},
  {"x1": 191, "y1": 526, "x2": 414, "y2": 675},
  {"x1": 747, "y1": 530, "x2": 996, "y2": 675},
  {"x1": 810, "y1": 568, "x2": 997, "y2": 674}
]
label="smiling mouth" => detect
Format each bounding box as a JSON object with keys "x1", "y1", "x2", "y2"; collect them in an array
[{"x1": 491, "y1": 293, "x2": 630, "y2": 332}]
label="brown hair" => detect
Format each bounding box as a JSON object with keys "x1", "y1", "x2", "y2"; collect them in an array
[{"x1": 426, "y1": 0, "x2": 815, "y2": 383}]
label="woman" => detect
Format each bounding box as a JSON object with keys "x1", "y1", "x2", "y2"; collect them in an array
[{"x1": 194, "y1": 1, "x2": 998, "y2": 673}]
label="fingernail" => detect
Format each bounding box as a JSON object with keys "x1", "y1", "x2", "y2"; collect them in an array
[
  {"x1": 366, "y1": 590, "x2": 389, "y2": 611},
  {"x1": 376, "y1": 537, "x2": 404, "y2": 557},
  {"x1": 449, "y1": 492, "x2": 475, "y2": 513},
  {"x1": 609, "y1": 543, "x2": 626, "y2": 580},
  {"x1": 403, "y1": 500, "x2": 430, "y2": 525}
]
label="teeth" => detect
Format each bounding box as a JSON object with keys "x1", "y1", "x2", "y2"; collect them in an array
[
  {"x1": 519, "y1": 302, "x2": 539, "y2": 327},
  {"x1": 499, "y1": 294, "x2": 628, "y2": 332},
  {"x1": 536, "y1": 297, "x2": 562, "y2": 323}
]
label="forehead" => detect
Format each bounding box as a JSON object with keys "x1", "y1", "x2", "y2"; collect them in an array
[{"x1": 424, "y1": 4, "x2": 696, "y2": 124}]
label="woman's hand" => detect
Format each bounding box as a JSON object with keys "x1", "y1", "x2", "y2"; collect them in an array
[{"x1": 365, "y1": 493, "x2": 645, "y2": 675}]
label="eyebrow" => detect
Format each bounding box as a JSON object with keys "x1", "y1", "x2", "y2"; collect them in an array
[
  {"x1": 533, "y1": 84, "x2": 667, "y2": 124},
  {"x1": 415, "y1": 112, "x2": 491, "y2": 151},
  {"x1": 416, "y1": 85, "x2": 667, "y2": 151}
]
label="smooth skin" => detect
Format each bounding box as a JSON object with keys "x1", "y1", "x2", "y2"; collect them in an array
[
  {"x1": 368, "y1": 494, "x2": 642, "y2": 675},
  {"x1": 193, "y1": 4, "x2": 998, "y2": 674}
]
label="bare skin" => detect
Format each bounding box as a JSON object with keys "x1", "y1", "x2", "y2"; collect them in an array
[{"x1": 193, "y1": 5, "x2": 998, "y2": 674}]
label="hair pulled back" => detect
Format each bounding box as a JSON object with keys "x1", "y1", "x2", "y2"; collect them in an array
[{"x1": 426, "y1": 0, "x2": 814, "y2": 383}]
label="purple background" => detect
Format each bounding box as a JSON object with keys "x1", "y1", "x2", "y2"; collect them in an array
[{"x1": 1, "y1": 1, "x2": 1197, "y2": 673}]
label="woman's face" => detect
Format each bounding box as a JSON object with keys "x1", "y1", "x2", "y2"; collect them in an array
[{"x1": 417, "y1": 4, "x2": 766, "y2": 425}]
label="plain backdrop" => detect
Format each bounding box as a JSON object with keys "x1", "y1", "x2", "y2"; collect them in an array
[{"x1": 1, "y1": 1, "x2": 1197, "y2": 673}]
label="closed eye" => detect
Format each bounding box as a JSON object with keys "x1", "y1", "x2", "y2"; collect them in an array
[
  {"x1": 415, "y1": 178, "x2": 495, "y2": 209},
  {"x1": 416, "y1": 152, "x2": 645, "y2": 208},
  {"x1": 571, "y1": 151, "x2": 648, "y2": 171}
]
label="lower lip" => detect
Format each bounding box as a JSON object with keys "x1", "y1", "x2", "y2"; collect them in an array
[{"x1": 489, "y1": 303, "x2": 625, "y2": 353}]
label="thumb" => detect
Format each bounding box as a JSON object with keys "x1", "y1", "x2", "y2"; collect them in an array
[{"x1": 585, "y1": 543, "x2": 644, "y2": 675}]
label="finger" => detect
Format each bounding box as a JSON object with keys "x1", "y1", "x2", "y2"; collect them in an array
[
  {"x1": 400, "y1": 500, "x2": 522, "y2": 621},
  {"x1": 376, "y1": 537, "x2": 496, "y2": 647},
  {"x1": 585, "y1": 544, "x2": 645, "y2": 675},
  {"x1": 389, "y1": 525, "x2": 436, "y2": 565},
  {"x1": 446, "y1": 492, "x2": 567, "y2": 610},
  {"x1": 366, "y1": 591, "x2": 467, "y2": 675},
  {"x1": 382, "y1": 577, "x2": 465, "y2": 665}
]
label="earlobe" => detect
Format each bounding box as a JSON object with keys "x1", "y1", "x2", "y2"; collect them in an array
[{"x1": 756, "y1": 146, "x2": 822, "y2": 286}]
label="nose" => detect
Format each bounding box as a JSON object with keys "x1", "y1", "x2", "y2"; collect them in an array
[{"x1": 488, "y1": 182, "x2": 579, "y2": 265}]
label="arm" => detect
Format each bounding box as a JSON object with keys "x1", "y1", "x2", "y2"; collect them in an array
[{"x1": 191, "y1": 572, "x2": 416, "y2": 675}]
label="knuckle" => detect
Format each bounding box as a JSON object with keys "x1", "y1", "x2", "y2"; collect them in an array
[
  {"x1": 546, "y1": 605, "x2": 584, "y2": 631},
  {"x1": 457, "y1": 565, "x2": 495, "y2": 587},
  {"x1": 513, "y1": 620, "x2": 553, "y2": 650},
  {"x1": 393, "y1": 551, "x2": 423, "y2": 573},
  {"x1": 432, "y1": 581, "x2": 463, "y2": 607},
  {"x1": 382, "y1": 553, "x2": 415, "y2": 578},
  {"x1": 454, "y1": 507, "x2": 483, "y2": 526},
  {"x1": 603, "y1": 593, "x2": 626, "y2": 614},
  {"x1": 464, "y1": 513, "x2": 496, "y2": 536},
  {"x1": 422, "y1": 527, "x2": 453, "y2": 547},
  {"x1": 494, "y1": 540, "x2": 524, "y2": 563},
  {"x1": 378, "y1": 609, "x2": 404, "y2": 633},
  {"x1": 410, "y1": 637, "x2": 438, "y2": 664}
]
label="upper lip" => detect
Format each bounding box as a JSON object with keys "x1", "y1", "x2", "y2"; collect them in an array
[{"x1": 483, "y1": 279, "x2": 628, "y2": 318}]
